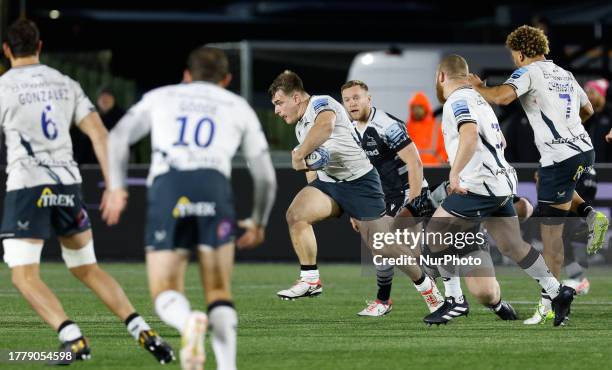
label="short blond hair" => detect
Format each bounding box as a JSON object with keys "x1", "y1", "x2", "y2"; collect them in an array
[
  {"x1": 438, "y1": 54, "x2": 468, "y2": 80},
  {"x1": 506, "y1": 25, "x2": 550, "y2": 57}
]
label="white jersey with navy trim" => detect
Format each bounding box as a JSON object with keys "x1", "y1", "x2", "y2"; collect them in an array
[
  {"x1": 296, "y1": 95, "x2": 372, "y2": 182},
  {"x1": 504, "y1": 60, "x2": 593, "y2": 166},
  {"x1": 0, "y1": 64, "x2": 95, "y2": 191},
  {"x1": 108, "y1": 82, "x2": 269, "y2": 188},
  {"x1": 442, "y1": 87, "x2": 517, "y2": 197}
]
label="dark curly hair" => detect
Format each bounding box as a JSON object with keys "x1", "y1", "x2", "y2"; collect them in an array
[{"x1": 506, "y1": 25, "x2": 550, "y2": 58}]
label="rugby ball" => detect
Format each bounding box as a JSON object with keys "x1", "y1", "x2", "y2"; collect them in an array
[{"x1": 302, "y1": 147, "x2": 330, "y2": 170}]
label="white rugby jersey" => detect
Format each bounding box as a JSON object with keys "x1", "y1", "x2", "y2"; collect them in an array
[
  {"x1": 504, "y1": 60, "x2": 593, "y2": 166},
  {"x1": 108, "y1": 81, "x2": 269, "y2": 189},
  {"x1": 0, "y1": 64, "x2": 95, "y2": 191},
  {"x1": 442, "y1": 87, "x2": 517, "y2": 197},
  {"x1": 296, "y1": 95, "x2": 372, "y2": 182}
]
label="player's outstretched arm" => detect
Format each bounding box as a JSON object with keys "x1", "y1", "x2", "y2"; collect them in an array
[
  {"x1": 449, "y1": 122, "x2": 478, "y2": 194},
  {"x1": 237, "y1": 151, "x2": 277, "y2": 249},
  {"x1": 102, "y1": 103, "x2": 152, "y2": 225},
  {"x1": 78, "y1": 112, "x2": 110, "y2": 186},
  {"x1": 292, "y1": 110, "x2": 336, "y2": 170},
  {"x1": 468, "y1": 73, "x2": 517, "y2": 106}
]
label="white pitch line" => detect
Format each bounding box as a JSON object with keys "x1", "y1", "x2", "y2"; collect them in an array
[{"x1": 507, "y1": 300, "x2": 612, "y2": 305}]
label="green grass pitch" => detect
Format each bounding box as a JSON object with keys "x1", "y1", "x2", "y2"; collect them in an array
[{"x1": 1, "y1": 263, "x2": 611, "y2": 369}]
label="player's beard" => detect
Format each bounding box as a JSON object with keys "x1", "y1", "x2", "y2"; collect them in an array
[
  {"x1": 357, "y1": 107, "x2": 370, "y2": 122},
  {"x1": 350, "y1": 106, "x2": 369, "y2": 122},
  {"x1": 436, "y1": 80, "x2": 446, "y2": 104}
]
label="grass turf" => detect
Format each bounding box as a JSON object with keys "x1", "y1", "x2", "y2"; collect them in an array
[{"x1": 0, "y1": 263, "x2": 611, "y2": 369}]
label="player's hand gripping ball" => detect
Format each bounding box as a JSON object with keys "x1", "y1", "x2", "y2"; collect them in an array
[{"x1": 296, "y1": 146, "x2": 330, "y2": 171}]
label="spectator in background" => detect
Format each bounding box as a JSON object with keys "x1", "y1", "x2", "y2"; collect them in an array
[
  {"x1": 72, "y1": 86, "x2": 125, "y2": 164},
  {"x1": 583, "y1": 79, "x2": 612, "y2": 162},
  {"x1": 406, "y1": 92, "x2": 447, "y2": 166},
  {"x1": 96, "y1": 86, "x2": 125, "y2": 130}
]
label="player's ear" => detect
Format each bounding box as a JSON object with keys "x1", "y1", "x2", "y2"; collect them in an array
[
  {"x1": 219, "y1": 73, "x2": 232, "y2": 88},
  {"x1": 36, "y1": 40, "x2": 43, "y2": 55},
  {"x1": 292, "y1": 91, "x2": 301, "y2": 103},
  {"x1": 2, "y1": 42, "x2": 12, "y2": 60},
  {"x1": 183, "y1": 69, "x2": 192, "y2": 83}
]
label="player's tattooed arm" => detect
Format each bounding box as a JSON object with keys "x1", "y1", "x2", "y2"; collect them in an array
[
  {"x1": 396, "y1": 143, "x2": 423, "y2": 202},
  {"x1": 468, "y1": 73, "x2": 517, "y2": 106},
  {"x1": 293, "y1": 110, "x2": 336, "y2": 163}
]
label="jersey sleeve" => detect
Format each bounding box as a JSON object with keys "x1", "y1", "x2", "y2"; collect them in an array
[
  {"x1": 71, "y1": 79, "x2": 96, "y2": 125},
  {"x1": 449, "y1": 99, "x2": 477, "y2": 128},
  {"x1": 504, "y1": 67, "x2": 531, "y2": 97},
  {"x1": 240, "y1": 101, "x2": 270, "y2": 159},
  {"x1": 311, "y1": 97, "x2": 335, "y2": 117},
  {"x1": 384, "y1": 121, "x2": 412, "y2": 152},
  {"x1": 107, "y1": 95, "x2": 153, "y2": 190}
]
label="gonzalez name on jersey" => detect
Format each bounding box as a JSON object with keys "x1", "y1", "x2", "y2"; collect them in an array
[{"x1": 0, "y1": 64, "x2": 95, "y2": 190}]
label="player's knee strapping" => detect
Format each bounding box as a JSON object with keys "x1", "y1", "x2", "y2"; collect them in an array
[
  {"x1": 537, "y1": 203, "x2": 569, "y2": 225},
  {"x1": 2, "y1": 239, "x2": 43, "y2": 267},
  {"x1": 61, "y1": 240, "x2": 97, "y2": 268}
]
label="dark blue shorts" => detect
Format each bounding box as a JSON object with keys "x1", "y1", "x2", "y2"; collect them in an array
[
  {"x1": 385, "y1": 187, "x2": 434, "y2": 217},
  {"x1": 146, "y1": 169, "x2": 235, "y2": 251},
  {"x1": 309, "y1": 168, "x2": 385, "y2": 221},
  {"x1": 441, "y1": 192, "x2": 516, "y2": 219},
  {"x1": 538, "y1": 150, "x2": 595, "y2": 205},
  {"x1": 0, "y1": 184, "x2": 91, "y2": 239}
]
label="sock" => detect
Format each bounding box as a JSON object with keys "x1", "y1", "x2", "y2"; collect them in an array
[
  {"x1": 375, "y1": 264, "x2": 394, "y2": 303},
  {"x1": 412, "y1": 272, "x2": 426, "y2": 286},
  {"x1": 300, "y1": 265, "x2": 319, "y2": 282},
  {"x1": 154, "y1": 290, "x2": 192, "y2": 333},
  {"x1": 540, "y1": 289, "x2": 552, "y2": 309},
  {"x1": 413, "y1": 273, "x2": 431, "y2": 293},
  {"x1": 565, "y1": 261, "x2": 585, "y2": 280},
  {"x1": 442, "y1": 277, "x2": 464, "y2": 303},
  {"x1": 518, "y1": 246, "x2": 561, "y2": 299},
  {"x1": 209, "y1": 301, "x2": 237, "y2": 370},
  {"x1": 58, "y1": 320, "x2": 82, "y2": 343},
  {"x1": 576, "y1": 203, "x2": 594, "y2": 218},
  {"x1": 125, "y1": 312, "x2": 152, "y2": 341},
  {"x1": 488, "y1": 298, "x2": 503, "y2": 312}
]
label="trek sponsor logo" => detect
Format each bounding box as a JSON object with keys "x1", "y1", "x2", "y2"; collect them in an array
[
  {"x1": 172, "y1": 196, "x2": 216, "y2": 218},
  {"x1": 550, "y1": 133, "x2": 588, "y2": 145},
  {"x1": 36, "y1": 187, "x2": 75, "y2": 208}
]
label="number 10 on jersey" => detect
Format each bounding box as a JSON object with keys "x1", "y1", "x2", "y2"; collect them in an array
[{"x1": 173, "y1": 116, "x2": 215, "y2": 147}]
